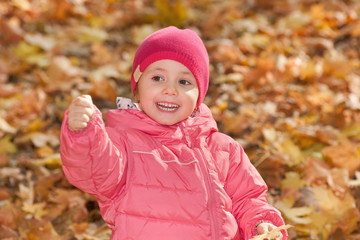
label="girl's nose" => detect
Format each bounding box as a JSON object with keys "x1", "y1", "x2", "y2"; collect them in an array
[{"x1": 162, "y1": 82, "x2": 178, "y2": 96}]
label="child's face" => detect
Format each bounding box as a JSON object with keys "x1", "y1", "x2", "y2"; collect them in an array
[{"x1": 135, "y1": 59, "x2": 199, "y2": 125}]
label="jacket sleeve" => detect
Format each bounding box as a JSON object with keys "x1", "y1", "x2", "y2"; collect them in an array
[
  {"x1": 60, "y1": 106, "x2": 127, "y2": 202},
  {"x1": 224, "y1": 142, "x2": 287, "y2": 240}
]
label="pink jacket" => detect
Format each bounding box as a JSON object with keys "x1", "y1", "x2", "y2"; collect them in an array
[{"x1": 60, "y1": 103, "x2": 286, "y2": 240}]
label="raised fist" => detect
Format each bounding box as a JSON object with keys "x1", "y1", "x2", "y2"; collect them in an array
[{"x1": 67, "y1": 95, "x2": 94, "y2": 131}]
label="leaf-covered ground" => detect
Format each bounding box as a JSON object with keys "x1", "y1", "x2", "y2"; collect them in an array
[{"x1": 0, "y1": 0, "x2": 360, "y2": 239}]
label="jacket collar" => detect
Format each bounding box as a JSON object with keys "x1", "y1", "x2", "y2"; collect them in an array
[{"x1": 106, "y1": 98, "x2": 218, "y2": 144}]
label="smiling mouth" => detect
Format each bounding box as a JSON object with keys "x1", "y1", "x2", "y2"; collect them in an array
[{"x1": 157, "y1": 102, "x2": 179, "y2": 112}]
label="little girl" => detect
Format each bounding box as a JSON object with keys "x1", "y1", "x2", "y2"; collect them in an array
[{"x1": 60, "y1": 26, "x2": 287, "y2": 240}]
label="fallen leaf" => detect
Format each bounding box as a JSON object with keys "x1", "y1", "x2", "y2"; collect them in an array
[
  {"x1": 90, "y1": 43, "x2": 114, "y2": 66},
  {"x1": 26, "y1": 222, "x2": 61, "y2": 240},
  {"x1": 22, "y1": 202, "x2": 48, "y2": 219},
  {"x1": 0, "y1": 58, "x2": 9, "y2": 83},
  {"x1": 281, "y1": 172, "x2": 306, "y2": 191},
  {"x1": 0, "y1": 224, "x2": 19, "y2": 239},
  {"x1": 275, "y1": 200, "x2": 313, "y2": 225},
  {"x1": 10, "y1": 0, "x2": 31, "y2": 11},
  {"x1": 76, "y1": 26, "x2": 109, "y2": 44},
  {"x1": 322, "y1": 138, "x2": 360, "y2": 175},
  {"x1": 278, "y1": 139, "x2": 304, "y2": 166},
  {"x1": 24, "y1": 33, "x2": 56, "y2": 51},
  {"x1": 312, "y1": 185, "x2": 359, "y2": 235},
  {"x1": 0, "y1": 136, "x2": 18, "y2": 155},
  {"x1": 0, "y1": 16, "x2": 24, "y2": 44},
  {"x1": 46, "y1": 56, "x2": 86, "y2": 84},
  {"x1": 0, "y1": 205, "x2": 17, "y2": 229},
  {"x1": 34, "y1": 153, "x2": 62, "y2": 169},
  {"x1": 0, "y1": 117, "x2": 16, "y2": 134},
  {"x1": 250, "y1": 225, "x2": 293, "y2": 240}
]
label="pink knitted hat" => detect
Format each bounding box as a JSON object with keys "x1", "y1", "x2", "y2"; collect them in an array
[{"x1": 131, "y1": 26, "x2": 209, "y2": 107}]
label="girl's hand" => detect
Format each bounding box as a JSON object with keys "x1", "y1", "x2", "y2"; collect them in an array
[
  {"x1": 67, "y1": 95, "x2": 94, "y2": 131},
  {"x1": 256, "y1": 222, "x2": 283, "y2": 240}
]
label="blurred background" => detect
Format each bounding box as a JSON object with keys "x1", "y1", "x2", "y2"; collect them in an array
[{"x1": 0, "y1": 0, "x2": 360, "y2": 239}]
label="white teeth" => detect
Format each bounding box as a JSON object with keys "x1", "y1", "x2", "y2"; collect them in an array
[{"x1": 157, "y1": 102, "x2": 179, "y2": 111}]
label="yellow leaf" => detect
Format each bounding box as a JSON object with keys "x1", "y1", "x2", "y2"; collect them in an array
[
  {"x1": 342, "y1": 123, "x2": 360, "y2": 137},
  {"x1": 22, "y1": 202, "x2": 48, "y2": 218},
  {"x1": 313, "y1": 185, "x2": 354, "y2": 215},
  {"x1": 285, "y1": 10, "x2": 311, "y2": 30},
  {"x1": 34, "y1": 153, "x2": 62, "y2": 169},
  {"x1": 279, "y1": 139, "x2": 304, "y2": 166},
  {"x1": 131, "y1": 25, "x2": 159, "y2": 45},
  {"x1": 281, "y1": 172, "x2": 306, "y2": 190},
  {"x1": 250, "y1": 225, "x2": 293, "y2": 240},
  {"x1": 312, "y1": 185, "x2": 359, "y2": 235},
  {"x1": 0, "y1": 136, "x2": 18, "y2": 155},
  {"x1": 89, "y1": 16, "x2": 104, "y2": 28},
  {"x1": 275, "y1": 200, "x2": 313, "y2": 224},
  {"x1": 14, "y1": 42, "x2": 41, "y2": 59},
  {"x1": 154, "y1": 0, "x2": 187, "y2": 26},
  {"x1": 36, "y1": 145, "x2": 55, "y2": 158},
  {"x1": 24, "y1": 118, "x2": 43, "y2": 132},
  {"x1": 299, "y1": 60, "x2": 318, "y2": 81},
  {"x1": 13, "y1": 41, "x2": 49, "y2": 67},
  {"x1": 76, "y1": 27, "x2": 108, "y2": 44},
  {"x1": 11, "y1": 0, "x2": 31, "y2": 10}
]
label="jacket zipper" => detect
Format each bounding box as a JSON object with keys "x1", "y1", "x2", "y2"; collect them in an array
[
  {"x1": 196, "y1": 144, "x2": 219, "y2": 240},
  {"x1": 181, "y1": 122, "x2": 219, "y2": 239}
]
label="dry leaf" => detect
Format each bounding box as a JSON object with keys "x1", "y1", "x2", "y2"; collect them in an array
[
  {"x1": 322, "y1": 138, "x2": 360, "y2": 175},
  {"x1": 90, "y1": 43, "x2": 114, "y2": 66},
  {"x1": 281, "y1": 172, "x2": 306, "y2": 191},
  {"x1": 0, "y1": 117, "x2": 16, "y2": 134},
  {"x1": 250, "y1": 225, "x2": 293, "y2": 240},
  {"x1": 275, "y1": 197, "x2": 313, "y2": 225},
  {"x1": 22, "y1": 202, "x2": 48, "y2": 218},
  {"x1": 0, "y1": 136, "x2": 18, "y2": 155},
  {"x1": 46, "y1": 56, "x2": 86, "y2": 83}
]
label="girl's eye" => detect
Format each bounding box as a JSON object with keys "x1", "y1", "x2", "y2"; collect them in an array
[
  {"x1": 152, "y1": 76, "x2": 163, "y2": 82},
  {"x1": 179, "y1": 79, "x2": 191, "y2": 85}
]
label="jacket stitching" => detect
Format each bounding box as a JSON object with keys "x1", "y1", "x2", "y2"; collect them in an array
[
  {"x1": 133, "y1": 150, "x2": 199, "y2": 165},
  {"x1": 117, "y1": 211, "x2": 208, "y2": 226},
  {"x1": 132, "y1": 182, "x2": 202, "y2": 193}
]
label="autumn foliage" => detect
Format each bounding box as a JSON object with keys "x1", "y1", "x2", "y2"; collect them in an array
[{"x1": 0, "y1": 0, "x2": 360, "y2": 239}]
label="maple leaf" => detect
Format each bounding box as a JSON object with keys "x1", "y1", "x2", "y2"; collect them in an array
[{"x1": 22, "y1": 202, "x2": 48, "y2": 219}]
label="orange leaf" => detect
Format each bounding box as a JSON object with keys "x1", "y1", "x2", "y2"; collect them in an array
[{"x1": 322, "y1": 138, "x2": 360, "y2": 175}]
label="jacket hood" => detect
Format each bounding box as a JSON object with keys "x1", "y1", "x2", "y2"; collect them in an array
[{"x1": 105, "y1": 102, "x2": 218, "y2": 144}]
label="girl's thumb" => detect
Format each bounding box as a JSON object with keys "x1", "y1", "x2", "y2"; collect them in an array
[
  {"x1": 82, "y1": 94, "x2": 93, "y2": 103},
  {"x1": 82, "y1": 95, "x2": 94, "y2": 116}
]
